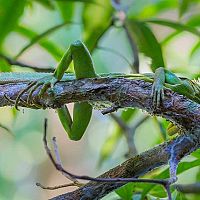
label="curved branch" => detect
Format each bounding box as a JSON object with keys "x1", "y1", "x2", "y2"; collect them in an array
[
  {"x1": 1, "y1": 76, "x2": 199, "y2": 199},
  {"x1": 1, "y1": 77, "x2": 199, "y2": 130},
  {"x1": 49, "y1": 132, "x2": 200, "y2": 200}
]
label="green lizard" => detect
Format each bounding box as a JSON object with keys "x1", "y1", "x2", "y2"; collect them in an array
[
  {"x1": 1, "y1": 40, "x2": 200, "y2": 188},
  {"x1": 1, "y1": 41, "x2": 200, "y2": 140},
  {"x1": 3, "y1": 40, "x2": 97, "y2": 141}
]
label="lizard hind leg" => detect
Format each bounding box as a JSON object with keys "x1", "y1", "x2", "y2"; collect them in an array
[
  {"x1": 14, "y1": 81, "x2": 37, "y2": 110},
  {"x1": 16, "y1": 75, "x2": 58, "y2": 110}
]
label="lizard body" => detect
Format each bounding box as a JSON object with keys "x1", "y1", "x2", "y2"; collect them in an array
[
  {"x1": 0, "y1": 71, "x2": 199, "y2": 104},
  {"x1": 0, "y1": 41, "x2": 199, "y2": 141}
]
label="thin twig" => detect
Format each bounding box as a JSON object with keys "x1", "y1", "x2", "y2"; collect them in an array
[
  {"x1": 123, "y1": 23, "x2": 140, "y2": 73},
  {"x1": 110, "y1": 114, "x2": 149, "y2": 157},
  {"x1": 0, "y1": 54, "x2": 54, "y2": 72},
  {"x1": 52, "y1": 136, "x2": 78, "y2": 183},
  {"x1": 42, "y1": 119, "x2": 172, "y2": 199},
  {"x1": 111, "y1": 0, "x2": 121, "y2": 11},
  {"x1": 110, "y1": 113, "x2": 129, "y2": 131}
]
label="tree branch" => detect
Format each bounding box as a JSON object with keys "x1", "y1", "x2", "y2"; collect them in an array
[
  {"x1": 1, "y1": 76, "x2": 200, "y2": 199},
  {"x1": 49, "y1": 132, "x2": 200, "y2": 200},
  {"x1": 0, "y1": 54, "x2": 54, "y2": 72},
  {"x1": 1, "y1": 77, "x2": 199, "y2": 129}
]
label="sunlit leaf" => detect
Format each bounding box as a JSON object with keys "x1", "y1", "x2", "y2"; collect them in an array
[
  {"x1": 116, "y1": 183, "x2": 135, "y2": 200},
  {"x1": 126, "y1": 19, "x2": 164, "y2": 71},
  {"x1": 82, "y1": 0, "x2": 113, "y2": 52},
  {"x1": 0, "y1": 0, "x2": 26, "y2": 48}
]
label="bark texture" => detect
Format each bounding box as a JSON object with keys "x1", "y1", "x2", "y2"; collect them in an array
[{"x1": 0, "y1": 77, "x2": 199, "y2": 200}]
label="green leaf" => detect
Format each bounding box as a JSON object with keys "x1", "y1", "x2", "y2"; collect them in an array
[
  {"x1": 145, "y1": 19, "x2": 200, "y2": 37},
  {"x1": 196, "y1": 167, "x2": 200, "y2": 181},
  {"x1": 187, "y1": 14, "x2": 200, "y2": 27},
  {"x1": 0, "y1": 0, "x2": 26, "y2": 48},
  {"x1": 56, "y1": 1, "x2": 75, "y2": 21},
  {"x1": 16, "y1": 25, "x2": 63, "y2": 60},
  {"x1": 82, "y1": 0, "x2": 113, "y2": 52},
  {"x1": 172, "y1": 190, "x2": 188, "y2": 200},
  {"x1": 115, "y1": 183, "x2": 135, "y2": 200},
  {"x1": 142, "y1": 159, "x2": 200, "y2": 198},
  {"x1": 126, "y1": 20, "x2": 165, "y2": 71},
  {"x1": 0, "y1": 58, "x2": 11, "y2": 72},
  {"x1": 191, "y1": 149, "x2": 200, "y2": 159},
  {"x1": 15, "y1": 22, "x2": 74, "y2": 59}
]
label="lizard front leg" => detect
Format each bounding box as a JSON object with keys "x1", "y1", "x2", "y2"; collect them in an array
[
  {"x1": 56, "y1": 40, "x2": 97, "y2": 140},
  {"x1": 15, "y1": 40, "x2": 97, "y2": 141}
]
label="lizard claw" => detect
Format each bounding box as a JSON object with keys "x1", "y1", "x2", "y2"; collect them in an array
[
  {"x1": 15, "y1": 81, "x2": 37, "y2": 110},
  {"x1": 15, "y1": 75, "x2": 58, "y2": 110},
  {"x1": 151, "y1": 82, "x2": 164, "y2": 108}
]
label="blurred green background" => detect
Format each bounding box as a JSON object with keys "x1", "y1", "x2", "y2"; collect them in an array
[{"x1": 0, "y1": 0, "x2": 200, "y2": 199}]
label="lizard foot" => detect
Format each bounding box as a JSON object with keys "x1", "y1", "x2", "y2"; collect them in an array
[
  {"x1": 15, "y1": 75, "x2": 58, "y2": 110},
  {"x1": 151, "y1": 81, "x2": 164, "y2": 108},
  {"x1": 4, "y1": 94, "x2": 40, "y2": 109}
]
